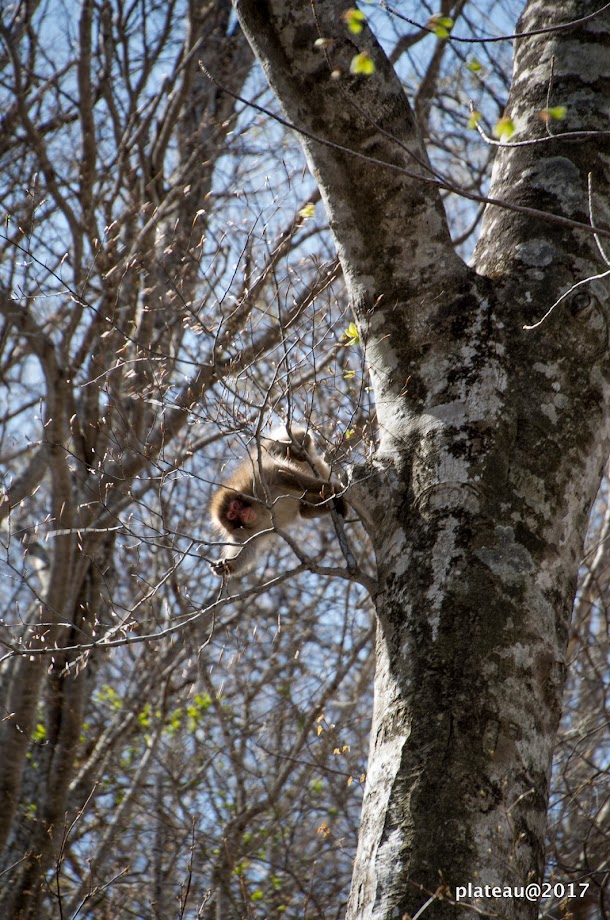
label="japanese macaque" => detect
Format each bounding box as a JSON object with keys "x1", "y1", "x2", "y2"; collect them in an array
[{"x1": 209, "y1": 426, "x2": 347, "y2": 578}]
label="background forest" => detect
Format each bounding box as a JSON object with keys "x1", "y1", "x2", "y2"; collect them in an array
[{"x1": 1, "y1": 1, "x2": 609, "y2": 917}]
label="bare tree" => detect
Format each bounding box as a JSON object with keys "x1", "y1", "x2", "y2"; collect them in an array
[{"x1": 1, "y1": 1, "x2": 373, "y2": 916}]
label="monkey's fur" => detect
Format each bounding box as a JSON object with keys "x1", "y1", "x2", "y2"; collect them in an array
[{"x1": 209, "y1": 426, "x2": 347, "y2": 578}]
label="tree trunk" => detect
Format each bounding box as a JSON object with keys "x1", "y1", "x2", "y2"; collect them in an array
[{"x1": 232, "y1": 1, "x2": 610, "y2": 917}]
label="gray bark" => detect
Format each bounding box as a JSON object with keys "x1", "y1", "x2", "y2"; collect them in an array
[{"x1": 232, "y1": 1, "x2": 610, "y2": 917}]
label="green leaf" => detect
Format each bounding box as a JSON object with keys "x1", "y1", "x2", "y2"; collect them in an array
[
  {"x1": 493, "y1": 116, "x2": 515, "y2": 139},
  {"x1": 342, "y1": 8, "x2": 366, "y2": 34},
  {"x1": 349, "y1": 51, "x2": 375, "y2": 75},
  {"x1": 343, "y1": 322, "x2": 360, "y2": 345},
  {"x1": 167, "y1": 709, "x2": 182, "y2": 734},
  {"x1": 187, "y1": 692, "x2": 212, "y2": 730},
  {"x1": 31, "y1": 723, "x2": 46, "y2": 742},
  {"x1": 467, "y1": 110, "x2": 482, "y2": 129},
  {"x1": 466, "y1": 56, "x2": 482, "y2": 72},
  {"x1": 538, "y1": 105, "x2": 567, "y2": 123},
  {"x1": 193, "y1": 691, "x2": 211, "y2": 711},
  {"x1": 97, "y1": 684, "x2": 123, "y2": 710},
  {"x1": 298, "y1": 202, "x2": 316, "y2": 219},
  {"x1": 427, "y1": 14, "x2": 454, "y2": 39}
]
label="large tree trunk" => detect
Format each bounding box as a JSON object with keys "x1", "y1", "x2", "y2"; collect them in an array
[{"x1": 232, "y1": 1, "x2": 610, "y2": 917}]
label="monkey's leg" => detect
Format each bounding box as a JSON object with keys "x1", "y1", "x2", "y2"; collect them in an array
[
  {"x1": 275, "y1": 468, "x2": 347, "y2": 518},
  {"x1": 266, "y1": 430, "x2": 312, "y2": 463},
  {"x1": 299, "y1": 493, "x2": 347, "y2": 519}
]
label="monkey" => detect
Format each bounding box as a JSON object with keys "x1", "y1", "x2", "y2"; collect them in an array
[{"x1": 209, "y1": 426, "x2": 347, "y2": 578}]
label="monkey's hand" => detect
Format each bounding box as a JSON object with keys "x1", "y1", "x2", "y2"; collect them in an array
[{"x1": 209, "y1": 558, "x2": 234, "y2": 578}]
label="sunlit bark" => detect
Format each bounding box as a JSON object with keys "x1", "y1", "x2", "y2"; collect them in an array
[{"x1": 233, "y1": 1, "x2": 610, "y2": 916}]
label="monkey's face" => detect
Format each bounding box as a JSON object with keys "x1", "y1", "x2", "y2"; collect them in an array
[{"x1": 225, "y1": 498, "x2": 257, "y2": 529}]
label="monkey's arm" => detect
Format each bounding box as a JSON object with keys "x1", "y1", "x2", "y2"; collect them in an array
[{"x1": 209, "y1": 530, "x2": 274, "y2": 578}]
